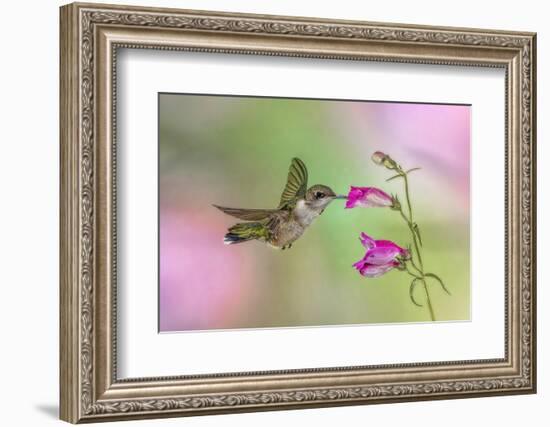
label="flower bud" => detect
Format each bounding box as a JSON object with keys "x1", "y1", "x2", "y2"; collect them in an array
[
  {"x1": 371, "y1": 151, "x2": 387, "y2": 165},
  {"x1": 371, "y1": 151, "x2": 398, "y2": 170}
]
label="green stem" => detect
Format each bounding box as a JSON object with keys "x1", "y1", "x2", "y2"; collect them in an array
[
  {"x1": 399, "y1": 206, "x2": 424, "y2": 275},
  {"x1": 402, "y1": 173, "x2": 423, "y2": 270},
  {"x1": 403, "y1": 173, "x2": 414, "y2": 224},
  {"x1": 408, "y1": 253, "x2": 423, "y2": 275},
  {"x1": 404, "y1": 264, "x2": 422, "y2": 280},
  {"x1": 398, "y1": 170, "x2": 435, "y2": 321},
  {"x1": 422, "y1": 279, "x2": 435, "y2": 321}
]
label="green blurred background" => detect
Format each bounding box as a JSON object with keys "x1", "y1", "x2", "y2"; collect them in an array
[{"x1": 159, "y1": 93, "x2": 470, "y2": 332}]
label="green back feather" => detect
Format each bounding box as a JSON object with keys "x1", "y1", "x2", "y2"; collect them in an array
[{"x1": 227, "y1": 222, "x2": 270, "y2": 241}]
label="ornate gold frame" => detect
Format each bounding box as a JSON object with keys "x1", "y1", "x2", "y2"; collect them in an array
[{"x1": 60, "y1": 2, "x2": 537, "y2": 423}]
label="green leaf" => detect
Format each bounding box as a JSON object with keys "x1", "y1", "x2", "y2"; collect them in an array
[
  {"x1": 405, "y1": 167, "x2": 421, "y2": 175},
  {"x1": 386, "y1": 173, "x2": 403, "y2": 182},
  {"x1": 409, "y1": 278, "x2": 423, "y2": 307},
  {"x1": 425, "y1": 273, "x2": 451, "y2": 295}
]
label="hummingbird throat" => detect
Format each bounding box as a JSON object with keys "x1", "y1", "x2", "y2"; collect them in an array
[{"x1": 294, "y1": 199, "x2": 326, "y2": 226}]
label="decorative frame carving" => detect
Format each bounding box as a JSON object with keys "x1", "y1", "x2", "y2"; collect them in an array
[{"x1": 60, "y1": 2, "x2": 536, "y2": 423}]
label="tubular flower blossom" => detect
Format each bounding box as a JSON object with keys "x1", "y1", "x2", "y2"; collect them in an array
[
  {"x1": 353, "y1": 232, "x2": 410, "y2": 278},
  {"x1": 345, "y1": 186, "x2": 394, "y2": 209}
]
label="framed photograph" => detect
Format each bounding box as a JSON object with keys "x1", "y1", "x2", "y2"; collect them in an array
[{"x1": 60, "y1": 2, "x2": 537, "y2": 423}]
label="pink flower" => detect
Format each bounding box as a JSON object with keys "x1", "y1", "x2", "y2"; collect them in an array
[
  {"x1": 345, "y1": 186, "x2": 394, "y2": 209},
  {"x1": 353, "y1": 232, "x2": 409, "y2": 278}
]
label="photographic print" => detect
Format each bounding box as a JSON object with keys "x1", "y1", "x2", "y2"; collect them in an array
[{"x1": 159, "y1": 94, "x2": 471, "y2": 332}]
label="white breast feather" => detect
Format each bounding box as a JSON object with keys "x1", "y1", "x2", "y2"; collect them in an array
[{"x1": 295, "y1": 200, "x2": 319, "y2": 226}]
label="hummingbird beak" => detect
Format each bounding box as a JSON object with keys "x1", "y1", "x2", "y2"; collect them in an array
[{"x1": 333, "y1": 195, "x2": 348, "y2": 200}]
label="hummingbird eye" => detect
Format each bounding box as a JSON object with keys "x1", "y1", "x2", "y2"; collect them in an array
[{"x1": 315, "y1": 191, "x2": 325, "y2": 199}]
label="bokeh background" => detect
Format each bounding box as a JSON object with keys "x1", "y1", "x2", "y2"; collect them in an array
[{"x1": 159, "y1": 93, "x2": 470, "y2": 332}]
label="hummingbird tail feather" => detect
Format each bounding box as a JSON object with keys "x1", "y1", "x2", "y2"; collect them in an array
[
  {"x1": 223, "y1": 222, "x2": 268, "y2": 245},
  {"x1": 223, "y1": 233, "x2": 250, "y2": 245}
]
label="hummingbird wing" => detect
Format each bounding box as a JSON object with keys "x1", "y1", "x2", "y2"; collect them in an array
[
  {"x1": 213, "y1": 205, "x2": 279, "y2": 221},
  {"x1": 278, "y1": 157, "x2": 308, "y2": 208}
]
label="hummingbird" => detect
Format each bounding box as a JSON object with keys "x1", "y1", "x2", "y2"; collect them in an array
[{"x1": 214, "y1": 157, "x2": 345, "y2": 249}]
